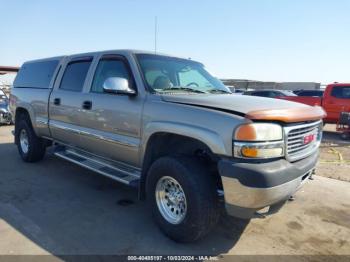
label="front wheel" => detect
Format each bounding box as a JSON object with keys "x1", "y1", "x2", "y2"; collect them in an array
[{"x1": 146, "y1": 156, "x2": 219, "y2": 242}]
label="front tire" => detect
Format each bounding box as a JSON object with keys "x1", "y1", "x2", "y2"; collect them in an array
[
  {"x1": 146, "y1": 156, "x2": 219, "y2": 242},
  {"x1": 16, "y1": 116, "x2": 46, "y2": 162}
]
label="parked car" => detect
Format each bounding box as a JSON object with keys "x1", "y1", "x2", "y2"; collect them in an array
[
  {"x1": 233, "y1": 88, "x2": 245, "y2": 94},
  {"x1": 0, "y1": 88, "x2": 12, "y2": 125},
  {"x1": 280, "y1": 83, "x2": 350, "y2": 124},
  {"x1": 293, "y1": 90, "x2": 324, "y2": 97},
  {"x1": 10, "y1": 50, "x2": 325, "y2": 242},
  {"x1": 243, "y1": 89, "x2": 297, "y2": 98}
]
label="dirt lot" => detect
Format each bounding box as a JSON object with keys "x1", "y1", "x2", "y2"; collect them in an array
[
  {"x1": 0, "y1": 125, "x2": 349, "y2": 258},
  {"x1": 317, "y1": 124, "x2": 350, "y2": 182}
]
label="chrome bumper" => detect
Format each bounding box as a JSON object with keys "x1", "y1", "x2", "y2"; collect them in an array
[{"x1": 222, "y1": 169, "x2": 312, "y2": 217}]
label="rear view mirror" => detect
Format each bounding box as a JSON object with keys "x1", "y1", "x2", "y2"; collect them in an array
[{"x1": 103, "y1": 77, "x2": 136, "y2": 96}]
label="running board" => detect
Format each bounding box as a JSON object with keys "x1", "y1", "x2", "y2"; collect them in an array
[{"x1": 54, "y1": 147, "x2": 140, "y2": 187}]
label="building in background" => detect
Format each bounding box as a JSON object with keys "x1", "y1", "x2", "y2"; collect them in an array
[
  {"x1": 222, "y1": 79, "x2": 321, "y2": 92},
  {"x1": 0, "y1": 66, "x2": 324, "y2": 94}
]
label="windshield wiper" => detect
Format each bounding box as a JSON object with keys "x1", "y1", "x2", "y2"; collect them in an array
[
  {"x1": 208, "y1": 89, "x2": 232, "y2": 94},
  {"x1": 161, "y1": 86, "x2": 207, "y2": 94}
]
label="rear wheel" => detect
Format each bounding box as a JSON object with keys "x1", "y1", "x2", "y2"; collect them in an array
[
  {"x1": 16, "y1": 116, "x2": 46, "y2": 162},
  {"x1": 146, "y1": 156, "x2": 219, "y2": 242}
]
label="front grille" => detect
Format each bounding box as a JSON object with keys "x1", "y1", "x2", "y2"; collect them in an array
[{"x1": 285, "y1": 121, "x2": 322, "y2": 161}]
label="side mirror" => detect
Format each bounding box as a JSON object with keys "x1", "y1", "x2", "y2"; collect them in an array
[{"x1": 103, "y1": 77, "x2": 136, "y2": 96}]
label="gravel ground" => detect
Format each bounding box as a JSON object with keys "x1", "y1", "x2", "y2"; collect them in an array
[{"x1": 317, "y1": 124, "x2": 350, "y2": 182}]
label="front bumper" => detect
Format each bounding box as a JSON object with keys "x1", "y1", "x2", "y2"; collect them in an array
[{"x1": 218, "y1": 152, "x2": 318, "y2": 218}]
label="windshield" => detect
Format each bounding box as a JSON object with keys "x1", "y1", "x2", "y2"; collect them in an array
[
  {"x1": 136, "y1": 54, "x2": 230, "y2": 94},
  {"x1": 280, "y1": 90, "x2": 297, "y2": 96}
]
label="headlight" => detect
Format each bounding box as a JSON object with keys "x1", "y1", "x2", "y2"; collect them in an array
[
  {"x1": 234, "y1": 123, "x2": 283, "y2": 141},
  {"x1": 233, "y1": 123, "x2": 284, "y2": 159}
]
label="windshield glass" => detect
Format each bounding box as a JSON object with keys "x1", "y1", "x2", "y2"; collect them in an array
[
  {"x1": 136, "y1": 54, "x2": 230, "y2": 94},
  {"x1": 280, "y1": 90, "x2": 297, "y2": 96}
]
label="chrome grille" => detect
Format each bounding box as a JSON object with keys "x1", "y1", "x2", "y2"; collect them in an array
[{"x1": 285, "y1": 121, "x2": 322, "y2": 162}]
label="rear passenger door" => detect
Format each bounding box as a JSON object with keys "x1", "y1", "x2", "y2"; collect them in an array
[
  {"x1": 49, "y1": 56, "x2": 93, "y2": 146},
  {"x1": 76, "y1": 54, "x2": 143, "y2": 166}
]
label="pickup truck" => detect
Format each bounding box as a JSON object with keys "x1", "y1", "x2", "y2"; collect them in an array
[
  {"x1": 279, "y1": 83, "x2": 350, "y2": 124},
  {"x1": 10, "y1": 50, "x2": 325, "y2": 242}
]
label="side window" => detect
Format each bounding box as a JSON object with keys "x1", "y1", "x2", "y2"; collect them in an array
[
  {"x1": 14, "y1": 60, "x2": 59, "y2": 89},
  {"x1": 59, "y1": 59, "x2": 92, "y2": 92},
  {"x1": 253, "y1": 91, "x2": 266, "y2": 97},
  {"x1": 331, "y1": 86, "x2": 350, "y2": 99},
  {"x1": 299, "y1": 91, "x2": 308, "y2": 96},
  {"x1": 91, "y1": 58, "x2": 132, "y2": 93},
  {"x1": 272, "y1": 91, "x2": 282, "y2": 97}
]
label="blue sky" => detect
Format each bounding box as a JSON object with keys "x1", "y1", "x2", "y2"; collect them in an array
[{"x1": 1, "y1": 0, "x2": 350, "y2": 84}]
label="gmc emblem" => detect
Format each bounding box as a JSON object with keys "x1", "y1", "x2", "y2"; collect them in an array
[{"x1": 303, "y1": 134, "x2": 316, "y2": 145}]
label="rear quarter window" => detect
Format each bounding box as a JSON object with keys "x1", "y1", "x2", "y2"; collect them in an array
[{"x1": 13, "y1": 60, "x2": 60, "y2": 89}]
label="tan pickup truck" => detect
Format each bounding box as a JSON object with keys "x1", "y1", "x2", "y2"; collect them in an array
[{"x1": 10, "y1": 50, "x2": 325, "y2": 242}]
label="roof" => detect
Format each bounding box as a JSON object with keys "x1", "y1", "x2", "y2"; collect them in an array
[{"x1": 22, "y1": 49, "x2": 192, "y2": 65}]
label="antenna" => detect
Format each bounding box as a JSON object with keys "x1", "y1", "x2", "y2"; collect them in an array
[{"x1": 154, "y1": 16, "x2": 158, "y2": 54}]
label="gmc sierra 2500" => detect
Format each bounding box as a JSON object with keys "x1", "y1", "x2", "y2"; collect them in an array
[{"x1": 10, "y1": 50, "x2": 325, "y2": 242}]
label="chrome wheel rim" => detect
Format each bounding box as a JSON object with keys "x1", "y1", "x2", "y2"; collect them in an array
[
  {"x1": 19, "y1": 129, "x2": 29, "y2": 154},
  {"x1": 155, "y1": 176, "x2": 187, "y2": 224}
]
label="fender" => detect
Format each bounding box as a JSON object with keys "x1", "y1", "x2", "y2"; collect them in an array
[
  {"x1": 141, "y1": 120, "x2": 228, "y2": 164},
  {"x1": 14, "y1": 103, "x2": 38, "y2": 133}
]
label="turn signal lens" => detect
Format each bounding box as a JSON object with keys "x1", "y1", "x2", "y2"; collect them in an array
[
  {"x1": 234, "y1": 142, "x2": 284, "y2": 159},
  {"x1": 241, "y1": 147, "x2": 258, "y2": 158},
  {"x1": 240, "y1": 146, "x2": 283, "y2": 158}
]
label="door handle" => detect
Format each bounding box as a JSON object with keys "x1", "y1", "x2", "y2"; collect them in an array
[
  {"x1": 54, "y1": 98, "x2": 61, "y2": 105},
  {"x1": 82, "y1": 100, "x2": 92, "y2": 110}
]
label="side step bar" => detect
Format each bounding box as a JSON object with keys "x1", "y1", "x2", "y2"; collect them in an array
[{"x1": 54, "y1": 147, "x2": 140, "y2": 187}]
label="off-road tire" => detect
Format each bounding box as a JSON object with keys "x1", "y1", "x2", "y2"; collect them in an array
[
  {"x1": 16, "y1": 115, "x2": 46, "y2": 162},
  {"x1": 146, "y1": 156, "x2": 219, "y2": 242}
]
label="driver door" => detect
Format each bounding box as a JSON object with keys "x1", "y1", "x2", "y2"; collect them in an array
[{"x1": 77, "y1": 54, "x2": 143, "y2": 166}]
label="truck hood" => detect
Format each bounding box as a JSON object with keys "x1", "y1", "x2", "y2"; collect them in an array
[
  {"x1": 161, "y1": 94, "x2": 309, "y2": 114},
  {"x1": 161, "y1": 94, "x2": 326, "y2": 123}
]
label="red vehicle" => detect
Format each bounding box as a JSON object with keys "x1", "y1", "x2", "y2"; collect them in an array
[{"x1": 280, "y1": 83, "x2": 350, "y2": 124}]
